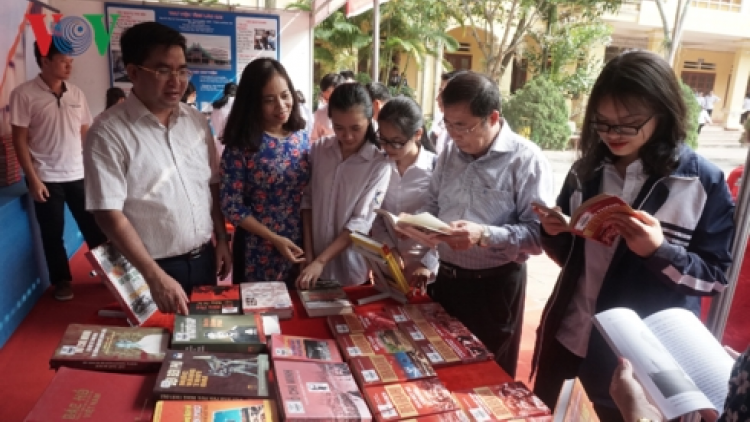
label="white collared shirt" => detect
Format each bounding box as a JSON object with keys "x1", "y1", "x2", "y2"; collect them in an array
[
  {"x1": 371, "y1": 146, "x2": 438, "y2": 277},
  {"x1": 84, "y1": 94, "x2": 219, "y2": 259},
  {"x1": 301, "y1": 136, "x2": 391, "y2": 285},
  {"x1": 9, "y1": 75, "x2": 92, "y2": 182},
  {"x1": 556, "y1": 160, "x2": 648, "y2": 357},
  {"x1": 311, "y1": 105, "x2": 334, "y2": 142}
]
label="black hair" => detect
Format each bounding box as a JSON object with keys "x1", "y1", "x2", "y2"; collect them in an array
[
  {"x1": 320, "y1": 73, "x2": 345, "y2": 92},
  {"x1": 296, "y1": 90, "x2": 306, "y2": 104},
  {"x1": 327, "y1": 83, "x2": 378, "y2": 146},
  {"x1": 419, "y1": 125, "x2": 436, "y2": 153},
  {"x1": 181, "y1": 81, "x2": 196, "y2": 103},
  {"x1": 223, "y1": 58, "x2": 305, "y2": 151},
  {"x1": 441, "y1": 71, "x2": 501, "y2": 118},
  {"x1": 339, "y1": 70, "x2": 355, "y2": 80},
  {"x1": 441, "y1": 70, "x2": 459, "y2": 82},
  {"x1": 365, "y1": 82, "x2": 392, "y2": 102},
  {"x1": 577, "y1": 50, "x2": 685, "y2": 181},
  {"x1": 212, "y1": 82, "x2": 237, "y2": 110},
  {"x1": 378, "y1": 96, "x2": 423, "y2": 140},
  {"x1": 33, "y1": 41, "x2": 64, "y2": 68},
  {"x1": 119, "y1": 22, "x2": 186, "y2": 67},
  {"x1": 105, "y1": 87, "x2": 126, "y2": 109}
]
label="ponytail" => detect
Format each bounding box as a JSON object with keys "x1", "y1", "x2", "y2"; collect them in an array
[{"x1": 212, "y1": 82, "x2": 238, "y2": 110}]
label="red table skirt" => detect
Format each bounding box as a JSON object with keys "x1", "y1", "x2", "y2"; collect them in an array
[{"x1": 94, "y1": 285, "x2": 513, "y2": 390}]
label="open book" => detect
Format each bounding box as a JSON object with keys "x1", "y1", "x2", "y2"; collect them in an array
[
  {"x1": 533, "y1": 194, "x2": 636, "y2": 246},
  {"x1": 374, "y1": 210, "x2": 451, "y2": 248},
  {"x1": 593, "y1": 307, "x2": 735, "y2": 422}
]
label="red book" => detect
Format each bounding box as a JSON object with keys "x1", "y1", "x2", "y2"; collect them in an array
[
  {"x1": 401, "y1": 410, "x2": 471, "y2": 421},
  {"x1": 50, "y1": 324, "x2": 168, "y2": 372},
  {"x1": 424, "y1": 319, "x2": 494, "y2": 364},
  {"x1": 189, "y1": 285, "x2": 241, "y2": 315},
  {"x1": 25, "y1": 367, "x2": 156, "y2": 422},
  {"x1": 270, "y1": 334, "x2": 343, "y2": 363},
  {"x1": 328, "y1": 311, "x2": 398, "y2": 335},
  {"x1": 336, "y1": 330, "x2": 415, "y2": 360},
  {"x1": 364, "y1": 379, "x2": 461, "y2": 421},
  {"x1": 398, "y1": 321, "x2": 461, "y2": 367},
  {"x1": 153, "y1": 399, "x2": 278, "y2": 421},
  {"x1": 274, "y1": 360, "x2": 372, "y2": 421},
  {"x1": 452, "y1": 382, "x2": 551, "y2": 421},
  {"x1": 349, "y1": 351, "x2": 437, "y2": 387},
  {"x1": 383, "y1": 303, "x2": 451, "y2": 323}
]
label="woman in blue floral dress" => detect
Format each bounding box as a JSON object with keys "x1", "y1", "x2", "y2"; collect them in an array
[{"x1": 220, "y1": 58, "x2": 310, "y2": 286}]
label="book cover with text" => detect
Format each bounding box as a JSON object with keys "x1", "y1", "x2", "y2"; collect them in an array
[
  {"x1": 270, "y1": 334, "x2": 343, "y2": 363},
  {"x1": 172, "y1": 314, "x2": 266, "y2": 354},
  {"x1": 349, "y1": 351, "x2": 437, "y2": 387},
  {"x1": 153, "y1": 399, "x2": 278, "y2": 422},
  {"x1": 364, "y1": 379, "x2": 461, "y2": 421}
]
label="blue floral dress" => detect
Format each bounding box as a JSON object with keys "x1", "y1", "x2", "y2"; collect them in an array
[
  {"x1": 220, "y1": 131, "x2": 310, "y2": 282},
  {"x1": 721, "y1": 346, "x2": 750, "y2": 421}
]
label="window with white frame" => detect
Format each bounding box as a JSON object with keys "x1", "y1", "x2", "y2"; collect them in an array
[{"x1": 691, "y1": 0, "x2": 742, "y2": 12}]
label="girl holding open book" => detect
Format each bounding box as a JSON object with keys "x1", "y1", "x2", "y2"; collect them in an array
[
  {"x1": 370, "y1": 97, "x2": 439, "y2": 290},
  {"x1": 296, "y1": 83, "x2": 391, "y2": 288},
  {"x1": 530, "y1": 50, "x2": 734, "y2": 420}
]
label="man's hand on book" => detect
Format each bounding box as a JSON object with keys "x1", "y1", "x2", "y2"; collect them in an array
[
  {"x1": 271, "y1": 235, "x2": 306, "y2": 264},
  {"x1": 439, "y1": 220, "x2": 483, "y2": 250},
  {"x1": 532, "y1": 204, "x2": 568, "y2": 236},
  {"x1": 610, "y1": 211, "x2": 664, "y2": 258},
  {"x1": 610, "y1": 358, "x2": 663, "y2": 422},
  {"x1": 148, "y1": 271, "x2": 190, "y2": 315}
]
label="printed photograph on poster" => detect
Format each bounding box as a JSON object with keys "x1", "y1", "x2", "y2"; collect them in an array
[
  {"x1": 236, "y1": 16, "x2": 278, "y2": 73},
  {"x1": 107, "y1": 6, "x2": 155, "y2": 89},
  {"x1": 185, "y1": 33, "x2": 231, "y2": 69},
  {"x1": 253, "y1": 29, "x2": 276, "y2": 51}
]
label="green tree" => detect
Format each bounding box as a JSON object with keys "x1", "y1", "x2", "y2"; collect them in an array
[
  {"x1": 504, "y1": 75, "x2": 571, "y2": 149},
  {"x1": 681, "y1": 81, "x2": 699, "y2": 149}
]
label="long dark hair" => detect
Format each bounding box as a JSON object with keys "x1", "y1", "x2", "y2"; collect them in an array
[
  {"x1": 327, "y1": 83, "x2": 378, "y2": 146},
  {"x1": 222, "y1": 58, "x2": 305, "y2": 151},
  {"x1": 577, "y1": 50, "x2": 685, "y2": 180},
  {"x1": 212, "y1": 82, "x2": 237, "y2": 110},
  {"x1": 105, "y1": 87, "x2": 126, "y2": 109}
]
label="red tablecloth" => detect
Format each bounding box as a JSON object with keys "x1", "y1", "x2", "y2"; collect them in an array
[{"x1": 94, "y1": 285, "x2": 513, "y2": 390}]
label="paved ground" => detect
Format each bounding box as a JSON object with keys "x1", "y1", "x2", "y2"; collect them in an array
[{"x1": 517, "y1": 126, "x2": 748, "y2": 384}]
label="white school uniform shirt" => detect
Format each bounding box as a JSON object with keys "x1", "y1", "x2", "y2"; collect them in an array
[
  {"x1": 743, "y1": 98, "x2": 750, "y2": 112},
  {"x1": 371, "y1": 146, "x2": 438, "y2": 279},
  {"x1": 705, "y1": 94, "x2": 720, "y2": 110},
  {"x1": 311, "y1": 105, "x2": 334, "y2": 142},
  {"x1": 210, "y1": 96, "x2": 234, "y2": 163},
  {"x1": 301, "y1": 136, "x2": 391, "y2": 286},
  {"x1": 9, "y1": 75, "x2": 92, "y2": 182},
  {"x1": 699, "y1": 109, "x2": 712, "y2": 125}
]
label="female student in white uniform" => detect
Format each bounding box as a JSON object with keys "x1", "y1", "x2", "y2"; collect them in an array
[
  {"x1": 370, "y1": 97, "x2": 438, "y2": 290},
  {"x1": 297, "y1": 83, "x2": 391, "y2": 288}
]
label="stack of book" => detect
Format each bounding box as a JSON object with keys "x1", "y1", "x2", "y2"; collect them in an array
[
  {"x1": 298, "y1": 281, "x2": 354, "y2": 317},
  {"x1": 240, "y1": 281, "x2": 294, "y2": 319}
]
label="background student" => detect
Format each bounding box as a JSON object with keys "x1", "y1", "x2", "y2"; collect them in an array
[
  {"x1": 220, "y1": 59, "x2": 309, "y2": 287},
  {"x1": 310, "y1": 73, "x2": 345, "y2": 142},
  {"x1": 210, "y1": 82, "x2": 237, "y2": 162},
  {"x1": 297, "y1": 83, "x2": 390, "y2": 288},
  {"x1": 531, "y1": 50, "x2": 734, "y2": 420}
]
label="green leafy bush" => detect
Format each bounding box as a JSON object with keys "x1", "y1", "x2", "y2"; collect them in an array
[
  {"x1": 680, "y1": 81, "x2": 699, "y2": 149},
  {"x1": 503, "y1": 76, "x2": 571, "y2": 150}
]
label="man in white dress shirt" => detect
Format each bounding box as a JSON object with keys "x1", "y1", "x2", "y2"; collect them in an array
[{"x1": 84, "y1": 22, "x2": 231, "y2": 314}]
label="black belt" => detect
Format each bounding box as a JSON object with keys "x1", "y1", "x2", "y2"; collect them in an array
[
  {"x1": 157, "y1": 242, "x2": 210, "y2": 262},
  {"x1": 438, "y1": 261, "x2": 521, "y2": 280}
]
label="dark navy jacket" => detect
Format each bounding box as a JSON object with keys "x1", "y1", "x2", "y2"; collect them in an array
[{"x1": 531, "y1": 145, "x2": 735, "y2": 407}]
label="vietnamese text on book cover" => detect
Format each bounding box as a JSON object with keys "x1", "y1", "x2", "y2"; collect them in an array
[
  {"x1": 189, "y1": 285, "x2": 241, "y2": 315},
  {"x1": 384, "y1": 303, "x2": 451, "y2": 324},
  {"x1": 336, "y1": 329, "x2": 415, "y2": 360},
  {"x1": 172, "y1": 314, "x2": 266, "y2": 353},
  {"x1": 240, "y1": 281, "x2": 294, "y2": 319},
  {"x1": 398, "y1": 321, "x2": 461, "y2": 367},
  {"x1": 327, "y1": 311, "x2": 398, "y2": 336},
  {"x1": 349, "y1": 350, "x2": 437, "y2": 387},
  {"x1": 424, "y1": 319, "x2": 494, "y2": 364},
  {"x1": 50, "y1": 324, "x2": 168, "y2": 372},
  {"x1": 153, "y1": 351, "x2": 270, "y2": 401},
  {"x1": 270, "y1": 334, "x2": 343, "y2": 363},
  {"x1": 153, "y1": 399, "x2": 278, "y2": 422},
  {"x1": 24, "y1": 367, "x2": 156, "y2": 422},
  {"x1": 274, "y1": 360, "x2": 372, "y2": 421},
  {"x1": 364, "y1": 378, "x2": 461, "y2": 421},
  {"x1": 453, "y1": 382, "x2": 551, "y2": 421}
]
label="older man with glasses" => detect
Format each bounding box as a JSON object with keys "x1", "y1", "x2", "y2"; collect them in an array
[
  {"x1": 83, "y1": 22, "x2": 231, "y2": 315},
  {"x1": 419, "y1": 71, "x2": 555, "y2": 378}
]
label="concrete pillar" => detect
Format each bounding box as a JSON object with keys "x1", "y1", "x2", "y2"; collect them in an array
[{"x1": 724, "y1": 43, "x2": 750, "y2": 130}]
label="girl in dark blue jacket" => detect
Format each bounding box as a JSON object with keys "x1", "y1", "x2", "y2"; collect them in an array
[{"x1": 530, "y1": 50, "x2": 735, "y2": 420}]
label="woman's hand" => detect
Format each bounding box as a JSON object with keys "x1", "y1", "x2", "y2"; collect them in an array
[
  {"x1": 296, "y1": 259, "x2": 325, "y2": 290},
  {"x1": 610, "y1": 358, "x2": 663, "y2": 421},
  {"x1": 532, "y1": 204, "x2": 569, "y2": 236},
  {"x1": 271, "y1": 235, "x2": 306, "y2": 264},
  {"x1": 610, "y1": 211, "x2": 664, "y2": 258}
]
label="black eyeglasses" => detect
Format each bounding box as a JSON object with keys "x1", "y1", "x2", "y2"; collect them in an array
[
  {"x1": 376, "y1": 131, "x2": 411, "y2": 149},
  {"x1": 591, "y1": 115, "x2": 655, "y2": 136}
]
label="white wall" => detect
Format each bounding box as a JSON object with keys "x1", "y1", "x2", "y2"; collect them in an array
[{"x1": 46, "y1": 0, "x2": 312, "y2": 116}]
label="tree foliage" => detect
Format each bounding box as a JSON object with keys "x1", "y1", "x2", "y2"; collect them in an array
[
  {"x1": 503, "y1": 75, "x2": 571, "y2": 150},
  {"x1": 681, "y1": 81, "x2": 699, "y2": 149}
]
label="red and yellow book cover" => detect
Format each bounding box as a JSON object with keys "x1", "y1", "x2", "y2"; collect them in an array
[
  {"x1": 189, "y1": 285, "x2": 241, "y2": 315},
  {"x1": 426, "y1": 319, "x2": 494, "y2": 364},
  {"x1": 50, "y1": 324, "x2": 168, "y2": 372},
  {"x1": 553, "y1": 378, "x2": 599, "y2": 422},
  {"x1": 569, "y1": 194, "x2": 634, "y2": 246},
  {"x1": 364, "y1": 379, "x2": 461, "y2": 421},
  {"x1": 401, "y1": 410, "x2": 471, "y2": 421},
  {"x1": 270, "y1": 334, "x2": 343, "y2": 363},
  {"x1": 453, "y1": 382, "x2": 551, "y2": 421},
  {"x1": 398, "y1": 321, "x2": 461, "y2": 368},
  {"x1": 349, "y1": 351, "x2": 437, "y2": 387},
  {"x1": 384, "y1": 303, "x2": 451, "y2": 323},
  {"x1": 336, "y1": 329, "x2": 415, "y2": 360},
  {"x1": 24, "y1": 367, "x2": 156, "y2": 422},
  {"x1": 274, "y1": 360, "x2": 372, "y2": 421},
  {"x1": 328, "y1": 311, "x2": 398, "y2": 335},
  {"x1": 153, "y1": 399, "x2": 278, "y2": 422}
]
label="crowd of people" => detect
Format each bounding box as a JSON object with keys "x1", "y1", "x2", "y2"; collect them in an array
[{"x1": 8, "y1": 19, "x2": 745, "y2": 420}]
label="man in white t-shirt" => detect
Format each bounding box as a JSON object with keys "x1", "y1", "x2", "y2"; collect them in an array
[
  {"x1": 10, "y1": 41, "x2": 107, "y2": 301},
  {"x1": 705, "y1": 90, "x2": 721, "y2": 116},
  {"x1": 310, "y1": 73, "x2": 344, "y2": 142}
]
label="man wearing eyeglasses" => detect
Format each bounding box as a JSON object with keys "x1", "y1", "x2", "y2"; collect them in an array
[
  {"x1": 83, "y1": 22, "x2": 231, "y2": 315},
  {"x1": 419, "y1": 71, "x2": 555, "y2": 378}
]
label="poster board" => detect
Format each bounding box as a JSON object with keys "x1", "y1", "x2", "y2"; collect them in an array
[{"x1": 105, "y1": 3, "x2": 280, "y2": 112}]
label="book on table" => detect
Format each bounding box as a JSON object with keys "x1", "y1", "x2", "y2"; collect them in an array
[
  {"x1": 375, "y1": 210, "x2": 452, "y2": 248},
  {"x1": 327, "y1": 311, "x2": 398, "y2": 336},
  {"x1": 24, "y1": 367, "x2": 157, "y2": 422},
  {"x1": 297, "y1": 284, "x2": 354, "y2": 318},
  {"x1": 553, "y1": 378, "x2": 599, "y2": 422},
  {"x1": 350, "y1": 231, "x2": 411, "y2": 304},
  {"x1": 171, "y1": 314, "x2": 267, "y2": 353},
  {"x1": 239, "y1": 281, "x2": 294, "y2": 319},
  {"x1": 533, "y1": 194, "x2": 637, "y2": 246},
  {"x1": 269, "y1": 334, "x2": 343, "y2": 363},
  {"x1": 336, "y1": 329, "x2": 416, "y2": 360},
  {"x1": 592, "y1": 307, "x2": 735, "y2": 422},
  {"x1": 188, "y1": 285, "x2": 241, "y2": 315},
  {"x1": 364, "y1": 378, "x2": 462, "y2": 421},
  {"x1": 86, "y1": 242, "x2": 158, "y2": 326},
  {"x1": 153, "y1": 399, "x2": 278, "y2": 422},
  {"x1": 452, "y1": 381, "x2": 551, "y2": 421},
  {"x1": 49, "y1": 324, "x2": 168, "y2": 372},
  {"x1": 153, "y1": 351, "x2": 270, "y2": 401},
  {"x1": 384, "y1": 303, "x2": 452, "y2": 323},
  {"x1": 349, "y1": 351, "x2": 438, "y2": 387}
]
